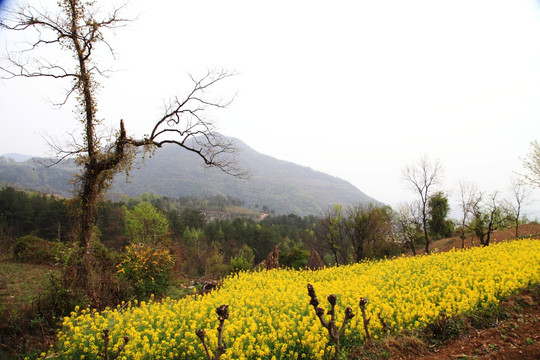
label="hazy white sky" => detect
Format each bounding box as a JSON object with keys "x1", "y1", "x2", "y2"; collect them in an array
[{"x1": 1, "y1": 0, "x2": 540, "y2": 217}]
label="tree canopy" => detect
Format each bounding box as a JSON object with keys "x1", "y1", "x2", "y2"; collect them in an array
[{"x1": 125, "y1": 202, "x2": 169, "y2": 244}]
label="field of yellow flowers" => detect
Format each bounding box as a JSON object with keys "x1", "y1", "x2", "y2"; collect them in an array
[{"x1": 41, "y1": 239, "x2": 540, "y2": 360}]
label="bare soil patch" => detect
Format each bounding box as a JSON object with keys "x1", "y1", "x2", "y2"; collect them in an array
[{"x1": 428, "y1": 223, "x2": 540, "y2": 254}]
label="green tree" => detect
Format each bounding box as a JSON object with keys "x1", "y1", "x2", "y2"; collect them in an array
[
  {"x1": 427, "y1": 191, "x2": 452, "y2": 239},
  {"x1": 125, "y1": 202, "x2": 169, "y2": 244},
  {"x1": 228, "y1": 246, "x2": 255, "y2": 273},
  {"x1": 182, "y1": 226, "x2": 204, "y2": 246},
  {"x1": 469, "y1": 192, "x2": 512, "y2": 246},
  {"x1": 279, "y1": 245, "x2": 310, "y2": 269},
  {"x1": 179, "y1": 208, "x2": 207, "y2": 230},
  {"x1": 96, "y1": 202, "x2": 128, "y2": 249},
  {"x1": 0, "y1": 186, "x2": 33, "y2": 238}
]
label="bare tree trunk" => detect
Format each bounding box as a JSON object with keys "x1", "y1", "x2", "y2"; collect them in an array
[
  {"x1": 409, "y1": 239, "x2": 416, "y2": 256},
  {"x1": 422, "y1": 217, "x2": 429, "y2": 254},
  {"x1": 401, "y1": 157, "x2": 441, "y2": 255},
  {"x1": 1, "y1": 1, "x2": 243, "y2": 305}
]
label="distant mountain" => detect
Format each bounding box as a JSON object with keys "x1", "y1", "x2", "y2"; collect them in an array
[
  {"x1": 0, "y1": 155, "x2": 76, "y2": 196},
  {"x1": 0, "y1": 138, "x2": 378, "y2": 215},
  {"x1": 1, "y1": 153, "x2": 34, "y2": 162}
]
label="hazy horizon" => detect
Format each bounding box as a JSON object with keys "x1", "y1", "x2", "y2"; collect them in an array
[{"x1": 1, "y1": 0, "x2": 539, "y2": 218}]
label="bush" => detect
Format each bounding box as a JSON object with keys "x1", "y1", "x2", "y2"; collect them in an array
[
  {"x1": 117, "y1": 243, "x2": 174, "y2": 298},
  {"x1": 13, "y1": 235, "x2": 64, "y2": 264},
  {"x1": 204, "y1": 242, "x2": 228, "y2": 278},
  {"x1": 57, "y1": 239, "x2": 124, "y2": 308},
  {"x1": 279, "y1": 246, "x2": 309, "y2": 269},
  {"x1": 180, "y1": 240, "x2": 229, "y2": 279},
  {"x1": 35, "y1": 272, "x2": 87, "y2": 326},
  {"x1": 229, "y1": 247, "x2": 255, "y2": 274}
]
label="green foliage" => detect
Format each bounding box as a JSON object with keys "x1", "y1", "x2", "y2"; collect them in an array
[
  {"x1": 465, "y1": 302, "x2": 509, "y2": 329},
  {"x1": 178, "y1": 208, "x2": 207, "y2": 229},
  {"x1": 349, "y1": 204, "x2": 395, "y2": 260},
  {"x1": 56, "y1": 239, "x2": 124, "y2": 307},
  {"x1": 36, "y1": 271, "x2": 88, "y2": 325},
  {"x1": 13, "y1": 235, "x2": 65, "y2": 264},
  {"x1": 469, "y1": 195, "x2": 512, "y2": 246},
  {"x1": 423, "y1": 312, "x2": 466, "y2": 343},
  {"x1": 204, "y1": 242, "x2": 229, "y2": 278},
  {"x1": 427, "y1": 192, "x2": 453, "y2": 239},
  {"x1": 116, "y1": 243, "x2": 175, "y2": 298},
  {"x1": 125, "y1": 202, "x2": 169, "y2": 244},
  {"x1": 96, "y1": 201, "x2": 128, "y2": 249},
  {"x1": 0, "y1": 186, "x2": 70, "y2": 243},
  {"x1": 280, "y1": 245, "x2": 310, "y2": 269},
  {"x1": 228, "y1": 246, "x2": 255, "y2": 274},
  {"x1": 182, "y1": 226, "x2": 204, "y2": 246}
]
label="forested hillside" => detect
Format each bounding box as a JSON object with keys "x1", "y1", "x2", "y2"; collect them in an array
[{"x1": 109, "y1": 138, "x2": 377, "y2": 215}]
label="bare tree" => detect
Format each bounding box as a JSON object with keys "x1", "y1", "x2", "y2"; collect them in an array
[
  {"x1": 344, "y1": 204, "x2": 370, "y2": 262},
  {"x1": 1, "y1": 0, "x2": 243, "y2": 297},
  {"x1": 345, "y1": 203, "x2": 393, "y2": 261},
  {"x1": 315, "y1": 204, "x2": 348, "y2": 265},
  {"x1": 507, "y1": 178, "x2": 531, "y2": 238},
  {"x1": 521, "y1": 140, "x2": 540, "y2": 187},
  {"x1": 394, "y1": 202, "x2": 422, "y2": 256},
  {"x1": 469, "y1": 192, "x2": 511, "y2": 247},
  {"x1": 401, "y1": 156, "x2": 442, "y2": 254},
  {"x1": 456, "y1": 180, "x2": 481, "y2": 249}
]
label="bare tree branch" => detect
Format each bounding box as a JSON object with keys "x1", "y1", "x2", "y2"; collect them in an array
[
  {"x1": 520, "y1": 140, "x2": 540, "y2": 188},
  {"x1": 1, "y1": 0, "x2": 243, "y2": 304},
  {"x1": 401, "y1": 156, "x2": 442, "y2": 254},
  {"x1": 506, "y1": 178, "x2": 531, "y2": 238},
  {"x1": 456, "y1": 180, "x2": 481, "y2": 248}
]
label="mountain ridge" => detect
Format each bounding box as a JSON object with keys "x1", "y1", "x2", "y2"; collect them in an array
[{"x1": 0, "y1": 137, "x2": 378, "y2": 216}]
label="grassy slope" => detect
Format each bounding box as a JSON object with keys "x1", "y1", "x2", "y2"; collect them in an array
[
  {"x1": 0, "y1": 256, "x2": 57, "y2": 313},
  {"x1": 0, "y1": 253, "x2": 59, "y2": 358}
]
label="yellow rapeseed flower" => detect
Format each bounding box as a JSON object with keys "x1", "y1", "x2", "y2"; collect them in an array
[{"x1": 40, "y1": 239, "x2": 540, "y2": 360}]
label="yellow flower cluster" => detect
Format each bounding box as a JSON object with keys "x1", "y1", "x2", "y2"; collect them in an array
[
  {"x1": 117, "y1": 243, "x2": 175, "y2": 297},
  {"x1": 117, "y1": 243, "x2": 174, "y2": 276},
  {"x1": 42, "y1": 239, "x2": 540, "y2": 360}
]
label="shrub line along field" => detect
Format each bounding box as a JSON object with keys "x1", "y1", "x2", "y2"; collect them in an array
[{"x1": 39, "y1": 239, "x2": 540, "y2": 360}]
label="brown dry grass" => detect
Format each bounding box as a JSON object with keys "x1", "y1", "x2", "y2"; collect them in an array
[{"x1": 414, "y1": 223, "x2": 540, "y2": 255}]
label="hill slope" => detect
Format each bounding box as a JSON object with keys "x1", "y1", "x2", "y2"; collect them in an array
[{"x1": 0, "y1": 137, "x2": 377, "y2": 215}]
